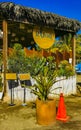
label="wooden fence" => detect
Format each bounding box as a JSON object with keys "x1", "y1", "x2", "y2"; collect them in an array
[
  {"x1": 24, "y1": 47, "x2": 72, "y2": 65},
  {"x1": 8, "y1": 47, "x2": 72, "y2": 65}
]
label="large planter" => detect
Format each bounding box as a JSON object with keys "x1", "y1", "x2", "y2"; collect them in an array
[{"x1": 36, "y1": 98, "x2": 56, "y2": 125}]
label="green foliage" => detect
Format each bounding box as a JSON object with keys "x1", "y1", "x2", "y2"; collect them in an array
[
  {"x1": 76, "y1": 34, "x2": 81, "y2": 62},
  {"x1": 8, "y1": 43, "x2": 29, "y2": 73},
  {"x1": 25, "y1": 56, "x2": 46, "y2": 76},
  {"x1": 8, "y1": 48, "x2": 56, "y2": 76},
  {"x1": 30, "y1": 58, "x2": 74, "y2": 101},
  {"x1": 8, "y1": 44, "x2": 74, "y2": 101},
  {"x1": 31, "y1": 72, "x2": 57, "y2": 101},
  {"x1": 8, "y1": 44, "x2": 47, "y2": 75},
  {"x1": 62, "y1": 33, "x2": 72, "y2": 48},
  {"x1": 58, "y1": 60, "x2": 75, "y2": 78},
  {"x1": 30, "y1": 57, "x2": 58, "y2": 101},
  {"x1": 50, "y1": 33, "x2": 72, "y2": 53}
]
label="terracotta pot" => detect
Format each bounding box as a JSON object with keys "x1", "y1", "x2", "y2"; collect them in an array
[{"x1": 36, "y1": 98, "x2": 56, "y2": 125}]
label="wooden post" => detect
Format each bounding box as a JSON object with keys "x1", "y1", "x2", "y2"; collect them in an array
[
  {"x1": 72, "y1": 34, "x2": 76, "y2": 67},
  {"x1": 56, "y1": 50, "x2": 59, "y2": 67},
  {"x1": 3, "y1": 20, "x2": 8, "y2": 100},
  {"x1": 63, "y1": 51, "x2": 66, "y2": 60}
]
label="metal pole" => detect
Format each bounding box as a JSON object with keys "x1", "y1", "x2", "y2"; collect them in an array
[
  {"x1": 24, "y1": 87, "x2": 25, "y2": 103},
  {"x1": 22, "y1": 81, "x2": 27, "y2": 106},
  {"x1": 9, "y1": 80, "x2": 15, "y2": 106}
]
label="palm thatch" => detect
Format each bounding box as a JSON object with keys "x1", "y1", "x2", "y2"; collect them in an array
[{"x1": 0, "y1": 2, "x2": 81, "y2": 33}]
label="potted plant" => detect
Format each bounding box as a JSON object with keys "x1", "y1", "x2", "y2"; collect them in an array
[
  {"x1": 31, "y1": 66, "x2": 57, "y2": 125},
  {"x1": 30, "y1": 57, "x2": 74, "y2": 125}
]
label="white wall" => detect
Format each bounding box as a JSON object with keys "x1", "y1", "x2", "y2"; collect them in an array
[
  {"x1": 0, "y1": 75, "x2": 76, "y2": 101},
  {"x1": 8, "y1": 75, "x2": 76, "y2": 101}
]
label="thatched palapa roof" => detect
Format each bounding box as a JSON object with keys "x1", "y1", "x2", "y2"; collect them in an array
[{"x1": 0, "y1": 2, "x2": 81, "y2": 33}]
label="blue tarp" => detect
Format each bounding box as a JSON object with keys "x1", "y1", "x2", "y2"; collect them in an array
[{"x1": 75, "y1": 63, "x2": 81, "y2": 74}]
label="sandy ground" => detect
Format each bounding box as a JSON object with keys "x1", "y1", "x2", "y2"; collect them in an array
[{"x1": 0, "y1": 74, "x2": 81, "y2": 130}]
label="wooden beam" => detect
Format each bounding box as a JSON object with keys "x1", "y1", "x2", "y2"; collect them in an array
[
  {"x1": 72, "y1": 34, "x2": 76, "y2": 67},
  {"x1": 3, "y1": 20, "x2": 8, "y2": 95}
]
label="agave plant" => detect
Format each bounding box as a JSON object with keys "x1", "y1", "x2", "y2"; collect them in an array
[{"x1": 31, "y1": 68, "x2": 58, "y2": 101}]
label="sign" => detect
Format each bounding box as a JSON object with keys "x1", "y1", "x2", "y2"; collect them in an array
[
  {"x1": 18, "y1": 73, "x2": 30, "y2": 80},
  {"x1": 33, "y1": 26, "x2": 55, "y2": 49},
  {"x1": 6, "y1": 73, "x2": 17, "y2": 80},
  {"x1": 69, "y1": 58, "x2": 72, "y2": 64}
]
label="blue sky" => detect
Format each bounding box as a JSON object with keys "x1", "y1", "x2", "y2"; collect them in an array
[{"x1": 0, "y1": 0, "x2": 81, "y2": 22}]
